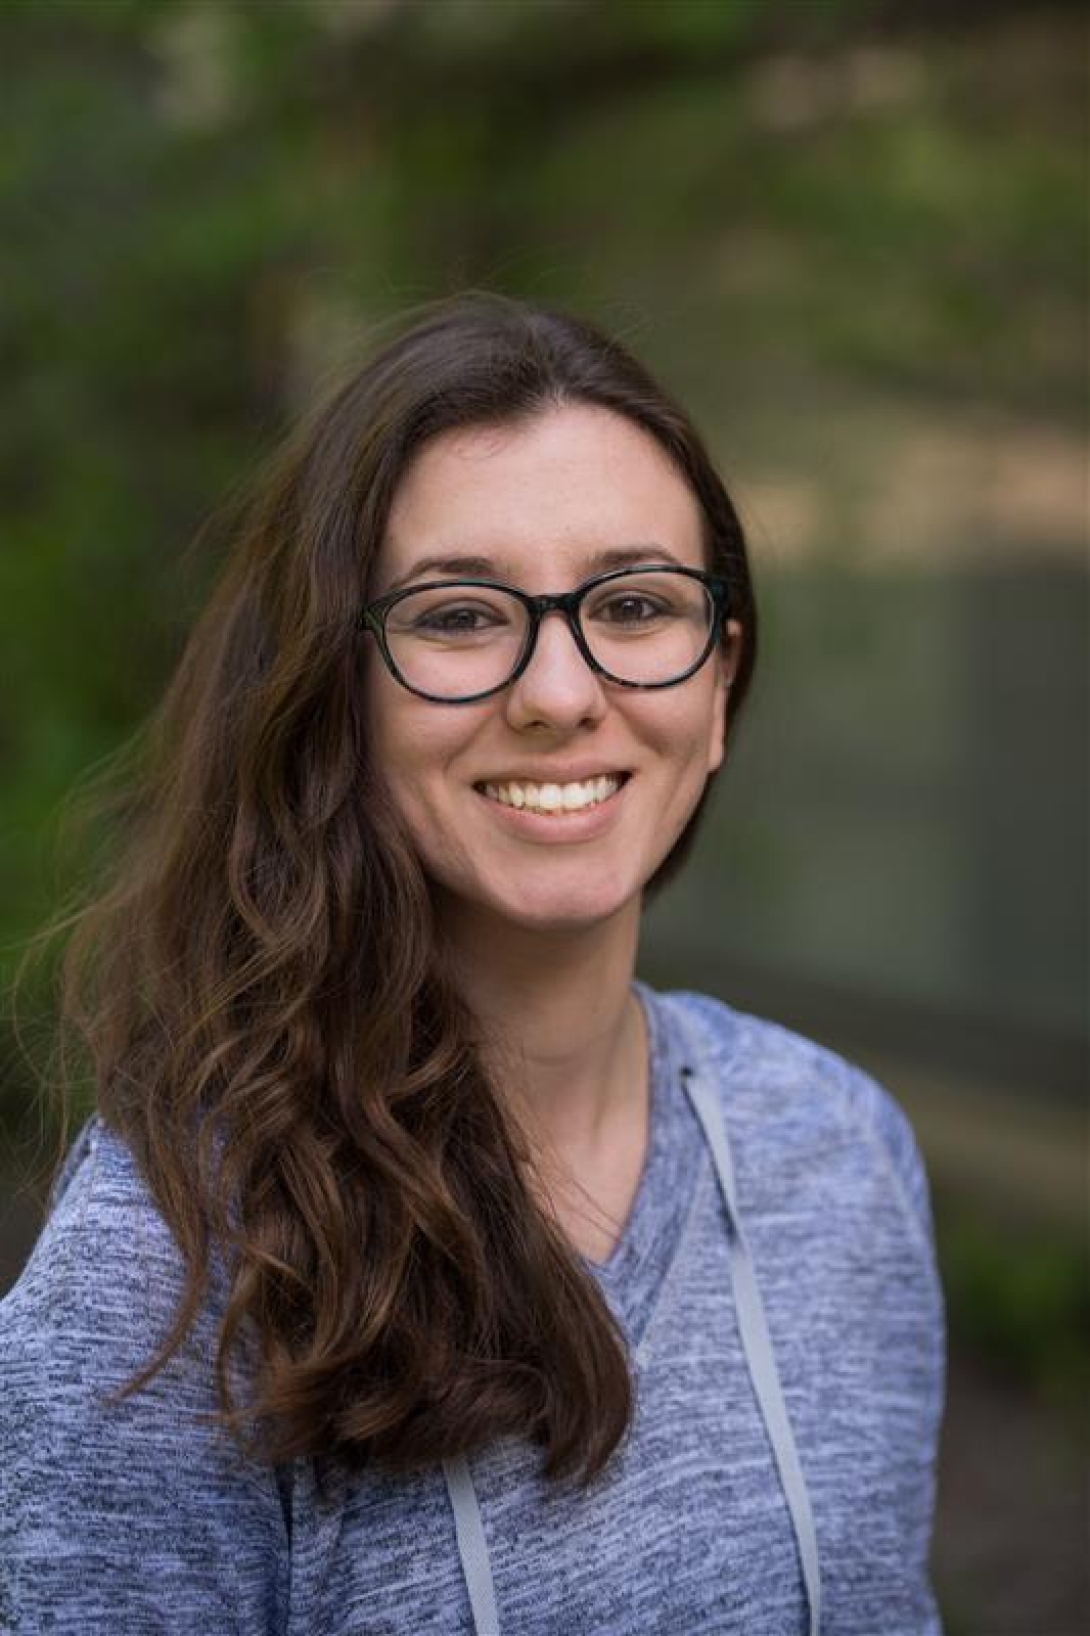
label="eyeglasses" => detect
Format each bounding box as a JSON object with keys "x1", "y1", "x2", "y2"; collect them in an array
[{"x1": 360, "y1": 565, "x2": 734, "y2": 704}]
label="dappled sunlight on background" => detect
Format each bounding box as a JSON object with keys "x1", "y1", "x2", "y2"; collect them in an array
[{"x1": 1, "y1": 3, "x2": 1085, "y2": 1630}]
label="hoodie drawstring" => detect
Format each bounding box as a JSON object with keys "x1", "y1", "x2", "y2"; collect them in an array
[
  {"x1": 443, "y1": 1061, "x2": 822, "y2": 1636},
  {"x1": 442, "y1": 1453, "x2": 502, "y2": 1636},
  {"x1": 682, "y1": 1063, "x2": 822, "y2": 1636}
]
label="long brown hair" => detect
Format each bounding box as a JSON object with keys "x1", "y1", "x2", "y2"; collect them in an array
[{"x1": 45, "y1": 294, "x2": 757, "y2": 1485}]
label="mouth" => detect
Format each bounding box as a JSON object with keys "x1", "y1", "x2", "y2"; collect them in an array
[{"x1": 474, "y1": 772, "x2": 630, "y2": 816}]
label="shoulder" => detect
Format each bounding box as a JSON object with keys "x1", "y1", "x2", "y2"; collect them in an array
[
  {"x1": 0, "y1": 1113, "x2": 242, "y2": 1456},
  {"x1": 1, "y1": 1116, "x2": 195, "y2": 1383},
  {"x1": 650, "y1": 986, "x2": 937, "y2": 1259},
  {"x1": 0, "y1": 1121, "x2": 286, "y2": 1633}
]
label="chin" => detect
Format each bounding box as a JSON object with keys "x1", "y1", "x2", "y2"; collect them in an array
[
  {"x1": 431, "y1": 859, "x2": 646, "y2": 940},
  {"x1": 490, "y1": 883, "x2": 639, "y2": 935}
]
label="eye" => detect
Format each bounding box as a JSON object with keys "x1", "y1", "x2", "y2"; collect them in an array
[
  {"x1": 593, "y1": 592, "x2": 670, "y2": 627},
  {"x1": 413, "y1": 604, "x2": 499, "y2": 634},
  {"x1": 393, "y1": 592, "x2": 518, "y2": 640}
]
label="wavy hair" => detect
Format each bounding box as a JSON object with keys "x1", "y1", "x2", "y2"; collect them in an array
[{"x1": 44, "y1": 294, "x2": 758, "y2": 1484}]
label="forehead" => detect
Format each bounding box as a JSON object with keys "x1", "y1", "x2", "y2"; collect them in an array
[{"x1": 378, "y1": 404, "x2": 705, "y2": 588}]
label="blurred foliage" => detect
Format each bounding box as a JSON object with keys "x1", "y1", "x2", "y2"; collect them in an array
[
  {"x1": 935, "y1": 1191, "x2": 1090, "y2": 1425},
  {"x1": 2, "y1": 13, "x2": 1085, "y2": 1629},
  {"x1": 1, "y1": 0, "x2": 1085, "y2": 1191}
]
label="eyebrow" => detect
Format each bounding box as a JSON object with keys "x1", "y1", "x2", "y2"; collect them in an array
[{"x1": 383, "y1": 544, "x2": 686, "y2": 595}]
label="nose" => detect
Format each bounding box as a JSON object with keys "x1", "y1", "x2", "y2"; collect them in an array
[{"x1": 503, "y1": 608, "x2": 607, "y2": 732}]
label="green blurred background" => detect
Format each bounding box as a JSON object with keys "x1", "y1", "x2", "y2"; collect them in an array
[{"x1": 1, "y1": 2, "x2": 1086, "y2": 1630}]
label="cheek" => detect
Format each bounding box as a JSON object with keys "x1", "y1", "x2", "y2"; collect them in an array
[
  {"x1": 365, "y1": 672, "x2": 428, "y2": 813},
  {"x1": 649, "y1": 681, "x2": 726, "y2": 781},
  {"x1": 366, "y1": 681, "x2": 486, "y2": 824},
  {"x1": 375, "y1": 728, "x2": 443, "y2": 823},
  {"x1": 372, "y1": 729, "x2": 464, "y2": 886}
]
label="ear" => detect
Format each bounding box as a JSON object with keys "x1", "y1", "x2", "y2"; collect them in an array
[{"x1": 705, "y1": 619, "x2": 742, "y2": 776}]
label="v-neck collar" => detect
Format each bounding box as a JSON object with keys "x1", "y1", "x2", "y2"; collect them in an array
[{"x1": 580, "y1": 982, "x2": 705, "y2": 1345}]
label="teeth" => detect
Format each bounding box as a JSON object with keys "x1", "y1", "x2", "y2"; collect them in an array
[{"x1": 481, "y1": 776, "x2": 622, "y2": 815}]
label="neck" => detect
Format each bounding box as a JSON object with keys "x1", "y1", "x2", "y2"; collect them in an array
[{"x1": 438, "y1": 899, "x2": 646, "y2": 1160}]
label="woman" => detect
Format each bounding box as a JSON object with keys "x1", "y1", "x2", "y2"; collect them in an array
[{"x1": 0, "y1": 295, "x2": 945, "y2": 1634}]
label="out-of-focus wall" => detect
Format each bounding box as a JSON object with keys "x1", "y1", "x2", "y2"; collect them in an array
[{"x1": 1, "y1": 4, "x2": 1085, "y2": 1630}]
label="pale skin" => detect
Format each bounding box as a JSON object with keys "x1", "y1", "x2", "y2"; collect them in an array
[{"x1": 365, "y1": 404, "x2": 742, "y2": 1262}]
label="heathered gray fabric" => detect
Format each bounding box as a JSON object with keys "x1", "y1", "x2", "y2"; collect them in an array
[{"x1": 0, "y1": 986, "x2": 945, "y2": 1634}]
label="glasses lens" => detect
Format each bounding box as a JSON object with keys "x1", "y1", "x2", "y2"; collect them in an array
[
  {"x1": 383, "y1": 584, "x2": 530, "y2": 699},
  {"x1": 580, "y1": 570, "x2": 714, "y2": 685}
]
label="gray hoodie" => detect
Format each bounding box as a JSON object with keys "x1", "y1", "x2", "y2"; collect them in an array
[{"x1": 0, "y1": 986, "x2": 945, "y2": 1634}]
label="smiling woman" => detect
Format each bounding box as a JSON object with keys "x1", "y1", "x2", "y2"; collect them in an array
[
  {"x1": 0, "y1": 295, "x2": 945, "y2": 1636},
  {"x1": 364, "y1": 406, "x2": 738, "y2": 940}
]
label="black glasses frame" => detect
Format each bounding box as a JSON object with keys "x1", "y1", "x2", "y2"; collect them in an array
[{"x1": 360, "y1": 564, "x2": 735, "y2": 704}]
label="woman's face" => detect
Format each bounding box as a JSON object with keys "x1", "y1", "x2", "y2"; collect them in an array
[{"x1": 364, "y1": 404, "x2": 741, "y2": 942}]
